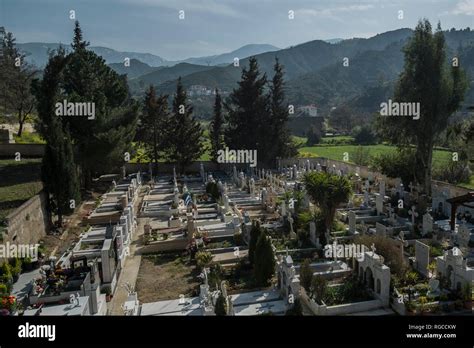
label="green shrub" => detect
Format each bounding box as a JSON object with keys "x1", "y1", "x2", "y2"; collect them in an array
[
  {"x1": 299, "y1": 259, "x2": 313, "y2": 292},
  {"x1": 195, "y1": 251, "x2": 213, "y2": 271},
  {"x1": 0, "y1": 283, "x2": 8, "y2": 294},
  {"x1": 0, "y1": 262, "x2": 12, "y2": 283},
  {"x1": 233, "y1": 232, "x2": 243, "y2": 246},
  {"x1": 9, "y1": 258, "x2": 22, "y2": 277}
]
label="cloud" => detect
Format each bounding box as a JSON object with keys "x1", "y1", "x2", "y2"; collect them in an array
[
  {"x1": 118, "y1": 0, "x2": 241, "y2": 18},
  {"x1": 452, "y1": 0, "x2": 474, "y2": 15},
  {"x1": 298, "y1": 4, "x2": 375, "y2": 17}
]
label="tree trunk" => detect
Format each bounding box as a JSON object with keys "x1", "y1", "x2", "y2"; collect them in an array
[
  {"x1": 44, "y1": 193, "x2": 54, "y2": 231},
  {"x1": 17, "y1": 110, "x2": 24, "y2": 137},
  {"x1": 416, "y1": 139, "x2": 433, "y2": 196}
]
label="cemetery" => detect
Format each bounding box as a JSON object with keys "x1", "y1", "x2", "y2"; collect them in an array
[
  {"x1": 0, "y1": 17, "x2": 472, "y2": 323},
  {"x1": 126, "y1": 158, "x2": 473, "y2": 316}
]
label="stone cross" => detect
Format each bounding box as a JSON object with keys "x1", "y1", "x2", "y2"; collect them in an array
[
  {"x1": 288, "y1": 215, "x2": 296, "y2": 239},
  {"x1": 200, "y1": 163, "x2": 205, "y2": 183},
  {"x1": 422, "y1": 213, "x2": 433, "y2": 236},
  {"x1": 408, "y1": 205, "x2": 419, "y2": 230},
  {"x1": 249, "y1": 178, "x2": 255, "y2": 196},
  {"x1": 370, "y1": 243, "x2": 376, "y2": 255},
  {"x1": 281, "y1": 201, "x2": 287, "y2": 217},
  {"x1": 379, "y1": 180, "x2": 385, "y2": 197}
]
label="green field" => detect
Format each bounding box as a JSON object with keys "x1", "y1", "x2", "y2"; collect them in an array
[
  {"x1": 298, "y1": 144, "x2": 453, "y2": 167},
  {"x1": 0, "y1": 159, "x2": 43, "y2": 221}
]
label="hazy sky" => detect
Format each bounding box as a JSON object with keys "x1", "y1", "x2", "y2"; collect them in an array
[{"x1": 1, "y1": 0, "x2": 473, "y2": 60}]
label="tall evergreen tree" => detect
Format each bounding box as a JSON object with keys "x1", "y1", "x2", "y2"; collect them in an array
[
  {"x1": 167, "y1": 77, "x2": 204, "y2": 174},
  {"x1": 214, "y1": 292, "x2": 227, "y2": 316},
  {"x1": 269, "y1": 58, "x2": 296, "y2": 159},
  {"x1": 32, "y1": 48, "x2": 80, "y2": 227},
  {"x1": 61, "y1": 21, "x2": 139, "y2": 188},
  {"x1": 225, "y1": 57, "x2": 270, "y2": 164},
  {"x1": 377, "y1": 20, "x2": 468, "y2": 195},
  {"x1": 248, "y1": 220, "x2": 262, "y2": 265},
  {"x1": 254, "y1": 231, "x2": 276, "y2": 287},
  {"x1": 137, "y1": 85, "x2": 170, "y2": 172},
  {"x1": 209, "y1": 89, "x2": 225, "y2": 163},
  {"x1": 299, "y1": 258, "x2": 313, "y2": 292}
]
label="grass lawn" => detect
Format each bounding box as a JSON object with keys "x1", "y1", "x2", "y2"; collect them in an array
[
  {"x1": 13, "y1": 131, "x2": 45, "y2": 144},
  {"x1": 298, "y1": 144, "x2": 453, "y2": 167},
  {"x1": 0, "y1": 159, "x2": 43, "y2": 221}
]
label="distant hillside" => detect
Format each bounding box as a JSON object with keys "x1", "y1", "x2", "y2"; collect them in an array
[
  {"x1": 146, "y1": 29, "x2": 413, "y2": 101},
  {"x1": 145, "y1": 28, "x2": 474, "y2": 118},
  {"x1": 128, "y1": 63, "x2": 216, "y2": 94},
  {"x1": 17, "y1": 43, "x2": 168, "y2": 67},
  {"x1": 109, "y1": 59, "x2": 159, "y2": 79},
  {"x1": 177, "y1": 44, "x2": 280, "y2": 66},
  {"x1": 325, "y1": 38, "x2": 344, "y2": 44}
]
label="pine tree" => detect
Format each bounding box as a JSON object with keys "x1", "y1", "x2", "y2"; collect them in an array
[
  {"x1": 269, "y1": 58, "x2": 296, "y2": 159},
  {"x1": 137, "y1": 85, "x2": 170, "y2": 172},
  {"x1": 167, "y1": 77, "x2": 204, "y2": 174},
  {"x1": 209, "y1": 89, "x2": 225, "y2": 163},
  {"x1": 248, "y1": 221, "x2": 262, "y2": 265},
  {"x1": 225, "y1": 57, "x2": 270, "y2": 164},
  {"x1": 254, "y1": 231, "x2": 275, "y2": 287},
  {"x1": 61, "y1": 21, "x2": 139, "y2": 188},
  {"x1": 33, "y1": 47, "x2": 80, "y2": 227}
]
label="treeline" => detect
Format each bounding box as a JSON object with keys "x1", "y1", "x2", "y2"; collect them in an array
[{"x1": 140, "y1": 56, "x2": 297, "y2": 171}]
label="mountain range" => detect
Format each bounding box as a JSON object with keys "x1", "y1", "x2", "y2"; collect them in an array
[
  {"x1": 17, "y1": 29, "x2": 474, "y2": 119},
  {"x1": 141, "y1": 28, "x2": 474, "y2": 117},
  {"x1": 17, "y1": 42, "x2": 280, "y2": 68}
]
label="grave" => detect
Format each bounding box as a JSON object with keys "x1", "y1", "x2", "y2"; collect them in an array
[{"x1": 415, "y1": 240, "x2": 430, "y2": 277}]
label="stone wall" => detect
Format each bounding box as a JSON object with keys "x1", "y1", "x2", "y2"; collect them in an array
[
  {"x1": 4, "y1": 191, "x2": 49, "y2": 246},
  {"x1": 125, "y1": 161, "x2": 238, "y2": 174},
  {"x1": 140, "y1": 238, "x2": 188, "y2": 253},
  {"x1": 0, "y1": 144, "x2": 45, "y2": 158}
]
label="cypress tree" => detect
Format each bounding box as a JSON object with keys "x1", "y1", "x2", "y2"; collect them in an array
[
  {"x1": 209, "y1": 89, "x2": 225, "y2": 163},
  {"x1": 167, "y1": 77, "x2": 204, "y2": 174},
  {"x1": 61, "y1": 21, "x2": 139, "y2": 188},
  {"x1": 299, "y1": 258, "x2": 313, "y2": 292},
  {"x1": 225, "y1": 57, "x2": 270, "y2": 164},
  {"x1": 248, "y1": 221, "x2": 262, "y2": 265},
  {"x1": 214, "y1": 293, "x2": 227, "y2": 316},
  {"x1": 269, "y1": 58, "x2": 296, "y2": 159},
  {"x1": 254, "y1": 231, "x2": 276, "y2": 287},
  {"x1": 33, "y1": 48, "x2": 80, "y2": 227},
  {"x1": 137, "y1": 85, "x2": 170, "y2": 172}
]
